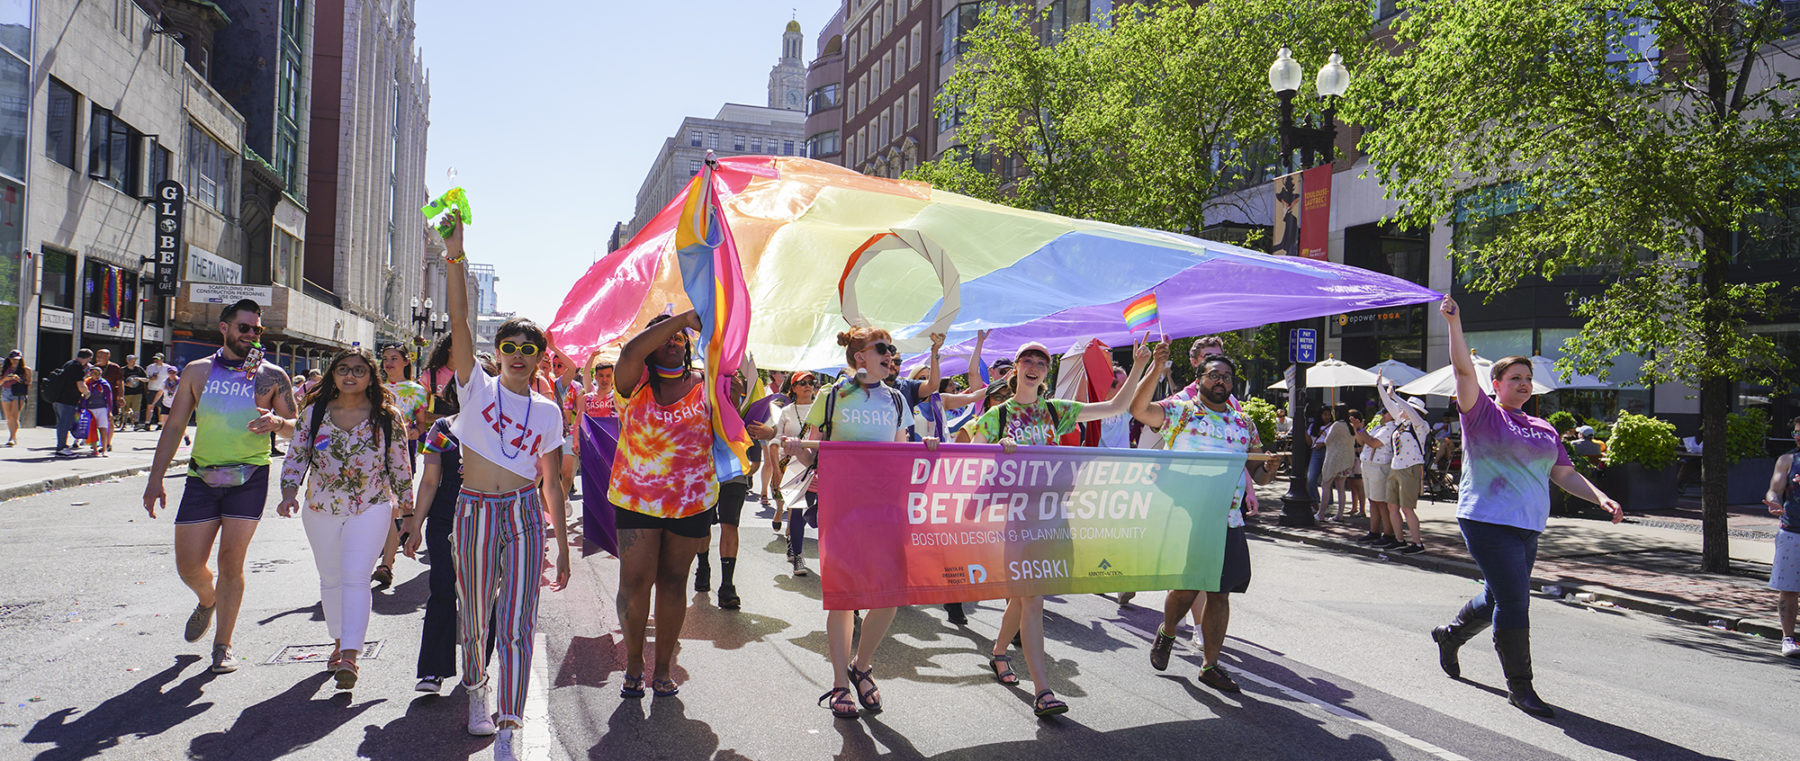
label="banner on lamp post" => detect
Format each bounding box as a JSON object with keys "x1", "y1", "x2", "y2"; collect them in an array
[
  {"x1": 814, "y1": 442, "x2": 1245, "y2": 611},
  {"x1": 1299, "y1": 165, "x2": 1332, "y2": 261},
  {"x1": 1271, "y1": 170, "x2": 1301, "y2": 257}
]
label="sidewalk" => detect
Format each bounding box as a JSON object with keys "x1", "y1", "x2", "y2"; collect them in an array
[
  {"x1": 0, "y1": 423, "x2": 195, "y2": 502},
  {"x1": 1247, "y1": 476, "x2": 1788, "y2": 639}
]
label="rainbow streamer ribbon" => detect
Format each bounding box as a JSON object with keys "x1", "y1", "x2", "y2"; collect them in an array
[
  {"x1": 421, "y1": 187, "x2": 473, "y2": 237},
  {"x1": 1123, "y1": 293, "x2": 1160, "y2": 332},
  {"x1": 675, "y1": 158, "x2": 753, "y2": 481}
]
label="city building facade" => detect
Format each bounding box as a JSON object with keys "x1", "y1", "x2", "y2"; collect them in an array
[
  {"x1": 802, "y1": 8, "x2": 846, "y2": 165},
  {"x1": 305, "y1": 0, "x2": 430, "y2": 346},
  {"x1": 842, "y1": 0, "x2": 934, "y2": 177},
  {"x1": 623, "y1": 103, "x2": 805, "y2": 243}
]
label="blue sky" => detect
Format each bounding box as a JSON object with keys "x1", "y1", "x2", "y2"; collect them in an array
[{"x1": 414, "y1": 1, "x2": 844, "y2": 327}]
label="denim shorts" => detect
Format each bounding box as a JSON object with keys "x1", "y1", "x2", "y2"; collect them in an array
[{"x1": 174, "y1": 465, "x2": 272, "y2": 524}]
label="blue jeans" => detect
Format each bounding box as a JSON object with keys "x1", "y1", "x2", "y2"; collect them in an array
[
  {"x1": 1458, "y1": 518, "x2": 1540, "y2": 631},
  {"x1": 54, "y1": 402, "x2": 78, "y2": 449},
  {"x1": 1307, "y1": 448, "x2": 1327, "y2": 506}
]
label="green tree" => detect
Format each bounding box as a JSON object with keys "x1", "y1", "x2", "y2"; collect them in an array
[
  {"x1": 914, "y1": 1, "x2": 1372, "y2": 232},
  {"x1": 1347, "y1": 0, "x2": 1800, "y2": 571}
]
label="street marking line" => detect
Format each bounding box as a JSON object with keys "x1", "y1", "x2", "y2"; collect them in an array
[
  {"x1": 1110, "y1": 620, "x2": 1470, "y2": 761},
  {"x1": 523, "y1": 632, "x2": 553, "y2": 761}
]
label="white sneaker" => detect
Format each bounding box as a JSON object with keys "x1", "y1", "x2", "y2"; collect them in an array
[
  {"x1": 466, "y1": 681, "x2": 496, "y2": 736},
  {"x1": 494, "y1": 727, "x2": 519, "y2": 761},
  {"x1": 1782, "y1": 637, "x2": 1800, "y2": 658}
]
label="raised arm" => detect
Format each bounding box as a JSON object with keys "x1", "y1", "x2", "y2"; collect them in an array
[
  {"x1": 442, "y1": 213, "x2": 475, "y2": 384},
  {"x1": 1076, "y1": 340, "x2": 1152, "y2": 423},
  {"x1": 1128, "y1": 341, "x2": 1169, "y2": 430},
  {"x1": 1378, "y1": 377, "x2": 1428, "y2": 431},
  {"x1": 923, "y1": 333, "x2": 944, "y2": 393},
  {"x1": 1442, "y1": 296, "x2": 1480, "y2": 412},
  {"x1": 614, "y1": 309, "x2": 699, "y2": 397},
  {"x1": 967, "y1": 329, "x2": 989, "y2": 382}
]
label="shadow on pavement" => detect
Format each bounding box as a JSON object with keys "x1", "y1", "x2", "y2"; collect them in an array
[
  {"x1": 553, "y1": 632, "x2": 690, "y2": 692},
  {"x1": 187, "y1": 672, "x2": 384, "y2": 761},
  {"x1": 371, "y1": 565, "x2": 430, "y2": 617},
  {"x1": 590, "y1": 696, "x2": 738, "y2": 760},
  {"x1": 355, "y1": 692, "x2": 489, "y2": 761},
  {"x1": 23, "y1": 655, "x2": 214, "y2": 761},
  {"x1": 256, "y1": 601, "x2": 325, "y2": 626}
]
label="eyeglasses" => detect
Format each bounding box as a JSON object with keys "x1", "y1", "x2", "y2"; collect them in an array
[
  {"x1": 1201, "y1": 372, "x2": 1235, "y2": 384},
  {"x1": 869, "y1": 342, "x2": 898, "y2": 357},
  {"x1": 234, "y1": 323, "x2": 265, "y2": 337},
  {"x1": 498, "y1": 341, "x2": 541, "y2": 356},
  {"x1": 334, "y1": 365, "x2": 370, "y2": 377},
  {"x1": 792, "y1": 379, "x2": 819, "y2": 387}
]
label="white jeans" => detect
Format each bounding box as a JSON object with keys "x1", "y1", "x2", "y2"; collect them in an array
[{"x1": 301, "y1": 506, "x2": 391, "y2": 652}]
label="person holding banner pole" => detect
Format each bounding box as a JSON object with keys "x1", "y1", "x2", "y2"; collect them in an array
[
  {"x1": 1131, "y1": 344, "x2": 1278, "y2": 694},
  {"x1": 963, "y1": 339, "x2": 1155, "y2": 718},
  {"x1": 780, "y1": 326, "x2": 918, "y2": 720}
]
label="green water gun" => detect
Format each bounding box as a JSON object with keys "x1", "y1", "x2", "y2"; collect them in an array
[{"x1": 422, "y1": 187, "x2": 472, "y2": 238}]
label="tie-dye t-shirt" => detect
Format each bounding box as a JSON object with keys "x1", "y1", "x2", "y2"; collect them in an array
[
  {"x1": 1157, "y1": 400, "x2": 1259, "y2": 528},
  {"x1": 609, "y1": 380, "x2": 717, "y2": 519},
  {"x1": 969, "y1": 398, "x2": 1084, "y2": 446},
  {"x1": 386, "y1": 381, "x2": 428, "y2": 438},
  {"x1": 1456, "y1": 392, "x2": 1572, "y2": 532},
  {"x1": 190, "y1": 355, "x2": 275, "y2": 469}
]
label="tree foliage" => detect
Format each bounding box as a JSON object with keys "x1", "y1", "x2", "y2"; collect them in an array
[{"x1": 912, "y1": 0, "x2": 1372, "y2": 233}]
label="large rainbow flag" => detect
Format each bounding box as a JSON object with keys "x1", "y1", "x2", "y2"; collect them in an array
[
  {"x1": 549, "y1": 157, "x2": 1440, "y2": 374},
  {"x1": 675, "y1": 158, "x2": 753, "y2": 481}
]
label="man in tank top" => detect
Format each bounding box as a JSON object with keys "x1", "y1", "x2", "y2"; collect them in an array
[{"x1": 142, "y1": 299, "x2": 297, "y2": 674}]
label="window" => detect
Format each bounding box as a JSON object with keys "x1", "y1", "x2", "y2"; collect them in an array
[
  {"x1": 148, "y1": 142, "x2": 171, "y2": 189},
  {"x1": 807, "y1": 130, "x2": 841, "y2": 157},
  {"x1": 941, "y1": 3, "x2": 987, "y2": 64},
  {"x1": 881, "y1": 110, "x2": 891, "y2": 144},
  {"x1": 707, "y1": 132, "x2": 719, "y2": 149},
  {"x1": 846, "y1": 134, "x2": 856, "y2": 166},
  {"x1": 906, "y1": 85, "x2": 920, "y2": 128},
  {"x1": 909, "y1": 24, "x2": 922, "y2": 68},
  {"x1": 849, "y1": 31, "x2": 859, "y2": 65},
  {"x1": 848, "y1": 83, "x2": 859, "y2": 115},
  {"x1": 733, "y1": 134, "x2": 745, "y2": 151},
  {"x1": 882, "y1": 50, "x2": 893, "y2": 90},
  {"x1": 88, "y1": 106, "x2": 142, "y2": 195},
  {"x1": 859, "y1": 73, "x2": 869, "y2": 110},
  {"x1": 275, "y1": 229, "x2": 302, "y2": 289},
  {"x1": 872, "y1": 60, "x2": 883, "y2": 97},
  {"x1": 782, "y1": 140, "x2": 795, "y2": 156},
  {"x1": 278, "y1": 52, "x2": 302, "y2": 125},
  {"x1": 688, "y1": 159, "x2": 701, "y2": 176},
  {"x1": 807, "y1": 83, "x2": 841, "y2": 114},
  {"x1": 1605, "y1": 14, "x2": 1659, "y2": 85},
  {"x1": 46, "y1": 78, "x2": 77, "y2": 169},
  {"x1": 873, "y1": 4, "x2": 883, "y2": 39},
  {"x1": 41, "y1": 248, "x2": 74, "y2": 309},
  {"x1": 689, "y1": 130, "x2": 702, "y2": 147},
  {"x1": 896, "y1": 38, "x2": 907, "y2": 74},
  {"x1": 186, "y1": 123, "x2": 233, "y2": 210},
  {"x1": 750, "y1": 136, "x2": 762, "y2": 152}
]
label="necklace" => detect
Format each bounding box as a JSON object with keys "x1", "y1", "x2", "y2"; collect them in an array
[
  {"x1": 652, "y1": 363, "x2": 687, "y2": 381},
  {"x1": 495, "y1": 379, "x2": 533, "y2": 461},
  {"x1": 215, "y1": 346, "x2": 262, "y2": 382}
]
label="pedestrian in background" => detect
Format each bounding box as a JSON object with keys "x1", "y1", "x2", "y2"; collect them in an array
[
  {"x1": 1430, "y1": 296, "x2": 1622, "y2": 718},
  {"x1": 1318, "y1": 407, "x2": 1355, "y2": 522},
  {"x1": 1354, "y1": 411, "x2": 1395, "y2": 546},
  {"x1": 142, "y1": 353, "x2": 169, "y2": 430},
  {"x1": 1, "y1": 349, "x2": 30, "y2": 446},
  {"x1": 278, "y1": 347, "x2": 414, "y2": 690},
  {"x1": 48, "y1": 348, "x2": 93, "y2": 456},
  {"x1": 373, "y1": 343, "x2": 428, "y2": 590},
  {"x1": 79, "y1": 366, "x2": 113, "y2": 456},
  {"x1": 120, "y1": 355, "x2": 148, "y2": 432},
  {"x1": 94, "y1": 349, "x2": 123, "y2": 452},
  {"x1": 1378, "y1": 379, "x2": 1431, "y2": 555},
  {"x1": 1762, "y1": 415, "x2": 1800, "y2": 658}
]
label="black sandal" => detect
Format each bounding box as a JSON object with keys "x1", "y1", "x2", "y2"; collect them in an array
[
  {"x1": 847, "y1": 665, "x2": 882, "y2": 713},
  {"x1": 1033, "y1": 689, "x2": 1069, "y2": 717},
  {"x1": 988, "y1": 654, "x2": 1019, "y2": 685},
  {"x1": 818, "y1": 686, "x2": 858, "y2": 719}
]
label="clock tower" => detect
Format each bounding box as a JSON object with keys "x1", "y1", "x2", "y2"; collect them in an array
[{"x1": 769, "y1": 20, "x2": 807, "y2": 112}]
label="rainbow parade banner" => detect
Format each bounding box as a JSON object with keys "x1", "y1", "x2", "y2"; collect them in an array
[{"x1": 816, "y1": 442, "x2": 1245, "y2": 610}]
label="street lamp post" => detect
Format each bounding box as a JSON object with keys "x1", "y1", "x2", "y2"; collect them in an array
[
  {"x1": 409, "y1": 296, "x2": 433, "y2": 377},
  {"x1": 1270, "y1": 47, "x2": 1349, "y2": 528}
]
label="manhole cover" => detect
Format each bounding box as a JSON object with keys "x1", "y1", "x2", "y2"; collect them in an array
[
  {"x1": 0, "y1": 602, "x2": 42, "y2": 619},
  {"x1": 265, "y1": 640, "x2": 385, "y2": 665}
]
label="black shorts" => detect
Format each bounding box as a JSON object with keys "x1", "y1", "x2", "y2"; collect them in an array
[
  {"x1": 173, "y1": 465, "x2": 272, "y2": 525},
  {"x1": 1219, "y1": 526, "x2": 1252, "y2": 594},
  {"x1": 714, "y1": 480, "x2": 750, "y2": 526},
  {"x1": 615, "y1": 505, "x2": 716, "y2": 539}
]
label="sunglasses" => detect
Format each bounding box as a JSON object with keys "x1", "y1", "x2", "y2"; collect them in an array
[
  {"x1": 234, "y1": 323, "x2": 265, "y2": 337},
  {"x1": 333, "y1": 365, "x2": 370, "y2": 377},
  {"x1": 498, "y1": 341, "x2": 541, "y2": 357},
  {"x1": 869, "y1": 342, "x2": 898, "y2": 357},
  {"x1": 792, "y1": 379, "x2": 819, "y2": 387}
]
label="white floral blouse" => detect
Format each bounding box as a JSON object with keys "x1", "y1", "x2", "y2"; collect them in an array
[{"x1": 281, "y1": 404, "x2": 416, "y2": 516}]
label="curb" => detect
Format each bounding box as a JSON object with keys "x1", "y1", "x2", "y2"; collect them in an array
[
  {"x1": 0, "y1": 455, "x2": 192, "y2": 504},
  {"x1": 1246, "y1": 522, "x2": 1782, "y2": 640}
]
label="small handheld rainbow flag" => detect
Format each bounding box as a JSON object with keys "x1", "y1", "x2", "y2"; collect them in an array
[{"x1": 1123, "y1": 293, "x2": 1160, "y2": 333}]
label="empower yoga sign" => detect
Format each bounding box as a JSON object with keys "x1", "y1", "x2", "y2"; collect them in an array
[{"x1": 816, "y1": 442, "x2": 1246, "y2": 610}]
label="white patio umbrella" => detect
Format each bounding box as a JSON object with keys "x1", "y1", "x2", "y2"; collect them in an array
[
  {"x1": 1266, "y1": 358, "x2": 1379, "y2": 398},
  {"x1": 1529, "y1": 355, "x2": 1630, "y2": 390},
  {"x1": 1368, "y1": 358, "x2": 1428, "y2": 385},
  {"x1": 1399, "y1": 353, "x2": 1556, "y2": 397}
]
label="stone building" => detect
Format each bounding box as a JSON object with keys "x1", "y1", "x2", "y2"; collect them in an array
[
  {"x1": 802, "y1": 9, "x2": 846, "y2": 165},
  {"x1": 305, "y1": 0, "x2": 431, "y2": 347}
]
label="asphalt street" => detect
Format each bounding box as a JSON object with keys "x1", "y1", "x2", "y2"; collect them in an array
[{"x1": 0, "y1": 472, "x2": 1793, "y2": 760}]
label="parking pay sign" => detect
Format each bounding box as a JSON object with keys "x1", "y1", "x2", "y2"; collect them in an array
[{"x1": 1290, "y1": 328, "x2": 1317, "y2": 364}]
